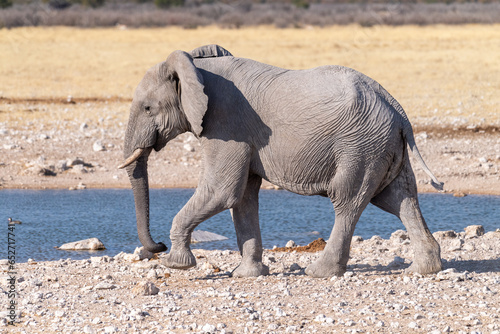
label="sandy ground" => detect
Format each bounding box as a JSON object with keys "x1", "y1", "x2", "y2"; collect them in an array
[
  {"x1": 0, "y1": 100, "x2": 499, "y2": 195},
  {"x1": 1, "y1": 227, "x2": 499, "y2": 333}
]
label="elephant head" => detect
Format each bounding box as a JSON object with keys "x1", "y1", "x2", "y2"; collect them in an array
[{"x1": 119, "y1": 51, "x2": 208, "y2": 253}]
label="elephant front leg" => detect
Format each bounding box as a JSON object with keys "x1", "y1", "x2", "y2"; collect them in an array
[
  {"x1": 162, "y1": 186, "x2": 230, "y2": 270},
  {"x1": 163, "y1": 140, "x2": 254, "y2": 271},
  {"x1": 230, "y1": 175, "x2": 269, "y2": 277}
]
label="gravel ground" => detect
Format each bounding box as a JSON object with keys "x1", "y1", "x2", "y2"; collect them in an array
[{"x1": 1, "y1": 228, "x2": 499, "y2": 333}]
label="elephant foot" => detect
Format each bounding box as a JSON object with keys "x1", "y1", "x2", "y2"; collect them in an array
[
  {"x1": 405, "y1": 252, "x2": 442, "y2": 275},
  {"x1": 231, "y1": 261, "x2": 269, "y2": 278},
  {"x1": 406, "y1": 240, "x2": 442, "y2": 275},
  {"x1": 305, "y1": 258, "x2": 346, "y2": 278},
  {"x1": 162, "y1": 248, "x2": 196, "y2": 270}
]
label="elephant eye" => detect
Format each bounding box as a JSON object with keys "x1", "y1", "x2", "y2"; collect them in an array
[{"x1": 145, "y1": 106, "x2": 151, "y2": 114}]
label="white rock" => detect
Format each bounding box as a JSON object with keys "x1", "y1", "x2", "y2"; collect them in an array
[
  {"x1": 183, "y1": 143, "x2": 195, "y2": 152},
  {"x1": 58, "y1": 238, "x2": 105, "y2": 251},
  {"x1": 275, "y1": 307, "x2": 287, "y2": 317},
  {"x1": 390, "y1": 230, "x2": 409, "y2": 242},
  {"x1": 132, "y1": 281, "x2": 159, "y2": 296},
  {"x1": 124, "y1": 253, "x2": 140, "y2": 262},
  {"x1": 447, "y1": 238, "x2": 464, "y2": 251},
  {"x1": 285, "y1": 240, "x2": 297, "y2": 248},
  {"x1": 94, "y1": 282, "x2": 116, "y2": 290},
  {"x1": 83, "y1": 325, "x2": 95, "y2": 334},
  {"x1": 202, "y1": 324, "x2": 216, "y2": 332},
  {"x1": 104, "y1": 326, "x2": 118, "y2": 333},
  {"x1": 408, "y1": 321, "x2": 419, "y2": 329},
  {"x1": 146, "y1": 269, "x2": 158, "y2": 279},
  {"x1": 191, "y1": 230, "x2": 228, "y2": 243},
  {"x1": 80, "y1": 123, "x2": 89, "y2": 131},
  {"x1": 352, "y1": 235, "x2": 363, "y2": 242},
  {"x1": 93, "y1": 140, "x2": 106, "y2": 152},
  {"x1": 133, "y1": 246, "x2": 154, "y2": 260},
  {"x1": 3, "y1": 144, "x2": 18, "y2": 150},
  {"x1": 54, "y1": 310, "x2": 66, "y2": 318},
  {"x1": 70, "y1": 165, "x2": 88, "y2": 174},
  {"x1": 464, "y1": 225, "x2": 484, "y2": 238}
]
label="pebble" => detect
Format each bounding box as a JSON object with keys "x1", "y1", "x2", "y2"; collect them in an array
[{"x1": 93, "y1": 140, "x2": 106, "y2": 152}]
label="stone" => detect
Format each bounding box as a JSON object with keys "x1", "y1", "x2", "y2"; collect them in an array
[
  {"x1": 54, "y1": 310, "x2": 66, "y2": 318},
  {"x1": 447, "y1": 238, "x2": 463, "y2": 251},
  {"x1": 390, "y1": 230, "x2": 409, "y2": 242},
  {"x1": 3, "y1": 144, "x2": 18, "y2": 150},
  {"x1": 285, "y1": 240, "x2": 297, "y2": 248},
  {"x1": 464, "y1": 225, "x2": 484, "y2": 238},
  {"x1": 83, "y1": 325, "x2": 95, "y2": 334},
  {"x1": 289, "y1": 263, "x2": 301, "y2": 271},
  {"x1": 94, "y1": 282, "x2": 116, "y2": 290},
  {"x1": 133, "y1": 246, "x2": 154, "y2": 260},
  {"x1": 352, "y1": 235, "x2": 363, "y2": 243},
  {"x1": 93, "y1": 140, "x2": 106, "y2": 152},
  {"x1": 183, "y1": 143, "x2": 195, "y2": 152},
  {"x1": 433, "y1": 230, "x2": 457, "y2": 239},
  {"x1": 202, "y1": 324, "x2": 216, "y2": 332},
  {"x1": 76, "y1": 182, "x2": 87, "y2": 190},
  {"x1": 70, "y1": 165, "x2": 88, "y2": 174},
  {"x1": 56, "y1": 160, "x2": 69, "y2": 172},
  {"x1": 58, "y1": 238, "x2": 105, "y2": 251},
  {"x1": 132, "y1": 281, "x2": 159, "y2": 296},
  {"x1": 191, "y1": 230, "x2": 228, "y2": 243}
]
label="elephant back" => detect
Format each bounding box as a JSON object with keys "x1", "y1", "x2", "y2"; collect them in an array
[{"x1": 190, "y1": 45, "x2": 233, "y2": 59}]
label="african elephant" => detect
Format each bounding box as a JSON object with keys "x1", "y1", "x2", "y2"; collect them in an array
[{"x1": 119, "y1": 44, "x2": 443, "y2": 278}]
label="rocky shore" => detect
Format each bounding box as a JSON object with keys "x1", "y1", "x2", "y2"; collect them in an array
[{"x1": 1, "y1": 226, "x2": 498, "y2": 333}]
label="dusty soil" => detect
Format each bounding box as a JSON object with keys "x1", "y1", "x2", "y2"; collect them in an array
[
  {"x1": 1, "y1": 228, "x2": 499, "y2": 333},
  {"x1": 1, "y1": 99, "x2": 499, "y2": 195}
]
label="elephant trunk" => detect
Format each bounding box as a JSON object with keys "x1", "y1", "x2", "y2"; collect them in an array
[{"x1": 125, "y1": 154, "x2": 167, "y2": 254}]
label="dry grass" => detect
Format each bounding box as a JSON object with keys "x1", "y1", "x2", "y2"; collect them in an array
[{"x1": 1, "y1": 25, "x2": 499, "y2": 126}]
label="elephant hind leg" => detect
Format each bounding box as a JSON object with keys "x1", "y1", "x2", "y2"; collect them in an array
[
  {"x1": 306, "y1": 165, "x2": 376, "y2": 278},
  {"x1": 370, "y1": 158, "x2": 442, "y2": 275},
  {"x1": 230, "y1": 174, "x2": 269, "y2": 277}
]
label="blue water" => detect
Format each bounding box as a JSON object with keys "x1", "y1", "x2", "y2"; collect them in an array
[{"x1": 2, "y1": 189, "x2": 499, "y2": 262}]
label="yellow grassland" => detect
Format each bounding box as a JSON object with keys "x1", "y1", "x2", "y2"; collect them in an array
[{"x1": 1, "y1": 25, "x2": 499, "y2": 126}]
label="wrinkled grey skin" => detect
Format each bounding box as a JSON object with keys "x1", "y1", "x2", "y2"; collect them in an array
[{"x1": 121, "y1": 44, "x2": 443, "y2": 278}]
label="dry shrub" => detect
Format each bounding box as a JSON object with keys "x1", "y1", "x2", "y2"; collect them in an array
[{"x1": 2, "y1": 2, "x2": 500, "y2": 28}]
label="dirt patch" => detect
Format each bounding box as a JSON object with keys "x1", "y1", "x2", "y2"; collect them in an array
[{"x1": 271, "y1": 238, "x2": 327, "y2": 253}]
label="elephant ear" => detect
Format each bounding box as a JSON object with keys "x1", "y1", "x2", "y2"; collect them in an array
[{"x1": 164, "y1": 50, "x2": 208, "y2": 136}]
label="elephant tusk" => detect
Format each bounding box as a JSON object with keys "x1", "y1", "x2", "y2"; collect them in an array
[{"x1": 118, "y1": 148, "x2": 145, "y2": 169}]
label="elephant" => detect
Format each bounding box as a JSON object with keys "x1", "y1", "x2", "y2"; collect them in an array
[{"x1": 119, "y1": 44, "x2": 443, "y2": 278}]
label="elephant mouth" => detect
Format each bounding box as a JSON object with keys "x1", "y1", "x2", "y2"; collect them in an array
[{"x1": 118, "y1": 147, "x2": 152, "y2": 169}]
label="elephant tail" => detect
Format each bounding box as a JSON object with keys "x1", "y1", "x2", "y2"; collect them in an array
[
  {"x1": 402, "y1": 126, "x2": 444, "y2": 191},
  {"x1": 374, "y1": 80, "x2": 444, "y2": 191}
]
